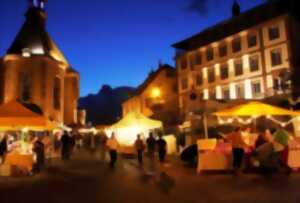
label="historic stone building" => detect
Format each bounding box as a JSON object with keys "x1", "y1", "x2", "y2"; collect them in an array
[
  {"x1": 0, "y1": 1, "x2": 80, "y2": 125},
  {"x1": 172, "y1": 0, "x2": 300, "y2": 120},
  {"x1": 122, "y1": 64, "x2": 179, "y2": 126}
]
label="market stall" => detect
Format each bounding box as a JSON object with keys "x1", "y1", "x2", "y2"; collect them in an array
[
  {"x1": 106, "y1": 112, "x2": 162, "y2": 146},
  {"x1": 197, "y1": 102, "x2": 300, "y2": 173},
  {"x1": 0, "y1": 101, "x2": 57, "y2": 176}
]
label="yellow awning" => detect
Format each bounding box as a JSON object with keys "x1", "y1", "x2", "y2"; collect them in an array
[
  {"x1": 0, "y1": 101, "x2": 57, "y2": 131},
  {"x1": 213, "y1": 101, "x2": 300, "y2": 117}
]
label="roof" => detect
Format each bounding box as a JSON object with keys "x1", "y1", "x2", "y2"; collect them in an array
[
  {"x1": 172, "y1": 0, "x2": 289, "y2": 51},
  {"x1": 7, "y1": 7, "x2": 69, "y2": 65},
  {"x1": 135, "y1": 64, "x2": 176, "y2": 96}
]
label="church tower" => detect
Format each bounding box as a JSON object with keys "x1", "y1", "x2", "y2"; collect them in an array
[{"x1": 0, "y1": 0, "x2": 80, "y2": 125}]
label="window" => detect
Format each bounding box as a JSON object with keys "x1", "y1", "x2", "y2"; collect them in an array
[
  {"x1": 271, "y1": 49, "x2": 282, "y2": 66},
  {"x1": 206, "y1": 47, "x2": 214, "y2": 61},
  {"x1": 199, "y1": 92, "x2": 204, "y2": 100},
  {"x1": 53, "y1": 77, "x2": 61, "y2": 110},
  {"x1": 234, "y1": 59, "x2": 243, "y2": 76},
  {"x1": 189, "y1": 54, "x2": 195, "y2": 70},
  {"x1": 195, "y1": 51, "x2": 202, "y2": 65},
  {"x1": 249, "y1": 55, "x2": 259, "y2": 72},
  {"x1": 195, "y1": 73, "x2": 203, "y2": 86},
  {"x1": 207, "y1": 68, "x2": 215, "y2": 83},
  {"x1": 236, "y1": 84, "x2": 245, "y2": 99},
  {"x1": 19, "y1": 72, "x2": 31, "y2": 102},
  {"x1": 220, "y1": 63, "x2": 229, "y2": 80},
  {"x1": 222, "y1": 87, "x2": 230, "y2": 100},
  {"x1": 219, "y1": 44, "x2": 227, "y2": 57},
  {"x1": 252, "y1": 81, "x2": 262, "y2": 96},
  {"x1": 247, "y1": 33, "x2": 257, "y2": 48},
  {"x1": 232, "y1": 37, "x2": 242, "y2": 53},
  {"x1": 268, "y1": 26, "x2": 280, "y2": 40},
  {"x1": 181, "y1": 78, "x2": 188, "y2": 90},
  {"x1": 180, "y1": 57, "x2": 187, "y2": 70}
]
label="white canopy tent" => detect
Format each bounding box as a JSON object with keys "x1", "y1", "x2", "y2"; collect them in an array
[{"x1": 106, "y1": 112, "x2": 163, "y2": 146}]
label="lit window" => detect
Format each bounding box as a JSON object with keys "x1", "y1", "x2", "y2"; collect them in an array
[
  {"x1": 232, "y1": 37, "x2": 242, "y2": 53},
  {"x1": 206, "y1": 47, "x2": 214, "y2": 61},
  {"x1": 247, "y1": 33, "x2": 257, "y2": 48},
  {"x1": 220, "y1": 63, "x2": 229, "y2": 80},
  {"x1": 234, "y1": 59, "x2": 243, "y2": 76},
  {"x1": 271, "y1": 49, "x2": 282, "y2": 66},
  {"x1": 249, "y1": 55, "x2": 259, "y2": 72},
  {"x1": 207, "y1": 67, "x2": 215, "y2": 83},
  {"x1": 22, "y1": 48, "x2": 31, "y2": 57},
  {"x1": 268, "y1": 26, "x2": 280, "y2": 40},
  {"x1": 219, "y1": 43, "x2": 227, "y2": 57}
]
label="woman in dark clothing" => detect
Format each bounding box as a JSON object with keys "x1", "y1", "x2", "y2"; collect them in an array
[
  {"x1": 157, "y1": 135, "x2": 167, "y2": 163},
  {"x1": 33, "y1": 136, "x2": 45, "y2": 173},
  {"x1": 61, "y1": 131, "x2": 70, "y2": 160}
]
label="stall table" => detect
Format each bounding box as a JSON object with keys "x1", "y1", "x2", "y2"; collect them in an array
[{"x1": 5, "y1": 153, "x2": 34, "y2": 175}]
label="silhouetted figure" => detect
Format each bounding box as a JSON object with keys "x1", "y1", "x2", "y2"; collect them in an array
[
  {"x1": 61, "y1": 131, "x2": 71, "y2": 160},
  {"x1": 33, "y1": 136, "x2": 45, "y2": 173},
  {"x1": 106, "y1": 133, "x2": 119, "y2": 168},
  {"x1": 157, "y1": 135, "x2": 167, "y2": 163},
  {"x1": 146, "y1": 132, "x2": 156, "y2": 157},
  {"x1": 0, "y1": 134, "x2": 8, "y2": 164},
  {"x1": 135, "y1": 134, "x2": 145, "y2": 165}
]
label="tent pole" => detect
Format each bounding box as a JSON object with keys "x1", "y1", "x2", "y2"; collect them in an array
[{"x1": 204, "y1": 114, "x2": 208, "y2": 139}]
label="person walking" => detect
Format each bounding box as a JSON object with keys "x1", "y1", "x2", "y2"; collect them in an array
[
  {"x1": 224, "y1": 127, "x2": 248, "y2": 175},
  {"x1": 146, "y1": 132, "x2": 156, "y2": 158},
  {"x1": 61, "y1": 131, "x2": 70, "y2": 160},
  {"x1": 157, "y1": 134, "x2": 167, "y2": 163},
  {"x1": 33, "y1": 136, "x2": 45, "y2": 173},
  {"x1": 135, "y1": 134, "x2": 145, "y2": 166},
  {"x1": 106, "y1": 133, "x2": 119, "y2": 168},
  {"x1": 0, "y1": 134, "x2": 8, "y2": 164}
]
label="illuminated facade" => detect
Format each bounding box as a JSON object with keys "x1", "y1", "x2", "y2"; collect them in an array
[
  {"x1": 172, "y1": 1, "x2": 299, "y2": 117},
  {"x1": 122, "y1": 64, "x2": 179, "y2": 125},
  {"x1": 0, "y1": 2, "x2": 80, "y2": 125}
]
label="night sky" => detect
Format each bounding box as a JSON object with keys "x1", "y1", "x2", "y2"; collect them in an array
[{"x1": 0, "y1": 0, "x2": 265, "y2": 96}]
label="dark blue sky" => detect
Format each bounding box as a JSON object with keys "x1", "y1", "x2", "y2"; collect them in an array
[{"x1": 0, "y1": 0, "x2": 265, "y2": 96}]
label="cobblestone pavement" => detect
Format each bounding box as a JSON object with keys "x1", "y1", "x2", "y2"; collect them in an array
[{"x1": 0, "y1": 150, "x2": 299, "y2": 203}]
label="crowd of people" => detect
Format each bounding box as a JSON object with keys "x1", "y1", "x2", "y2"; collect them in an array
[
  {"x1": 105, "y1": 132, "x2": 167, "y2": 168},
  {"x1": 221, "y1": 127, "x2": 292, "y2": 175}
]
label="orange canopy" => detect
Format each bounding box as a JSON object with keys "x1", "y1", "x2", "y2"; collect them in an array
[
  {"x1": 0, "y1": 101, "x2": 56, "y2": 131},
  {"x1": 213, "y1": 101, "x2": 300, "y2": 117}
]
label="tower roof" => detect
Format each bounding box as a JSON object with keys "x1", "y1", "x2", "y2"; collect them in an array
[{"x1": 7, "y1": 6, "x2": 69, "y2": 65}]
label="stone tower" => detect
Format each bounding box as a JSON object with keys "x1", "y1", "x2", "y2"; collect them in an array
[{"x1": 0, "y1": 1, "x2": 80, "y2": 125}]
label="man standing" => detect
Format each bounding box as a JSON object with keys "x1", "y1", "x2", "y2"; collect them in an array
[
  {"x1": 33, "y1": 136, "x2": 45, "y2": 173},
  {"x1": 134, "y1": 134, "x2": 145, "y2": 166},
  {"x1": 61, "y1": 131, "x2": 70, "y2": 160},
  {"x1": 157, "y1": 134, "x2": 167, "y2": 163},
  {"x1": 106, "y1": 133, "x2": 119, "y2": 168},
  {"x1": 146, "y1": 132, "x2": 156, "y2": 158}
]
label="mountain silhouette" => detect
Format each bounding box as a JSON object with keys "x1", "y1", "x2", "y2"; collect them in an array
[{"x1": 79, "y1": 85, "x2": 136, "y2": 125}]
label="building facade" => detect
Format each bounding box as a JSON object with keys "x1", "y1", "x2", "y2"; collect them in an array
[
  {"x1": 122, "y1": 64, "x2": 179, "y2": 125},
  {"x1": 0, "y1": 1, "x2": 80, "y2": 125},
  {"x1": 172, "y1": 0, "x2": 299, "y2": 119}
]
